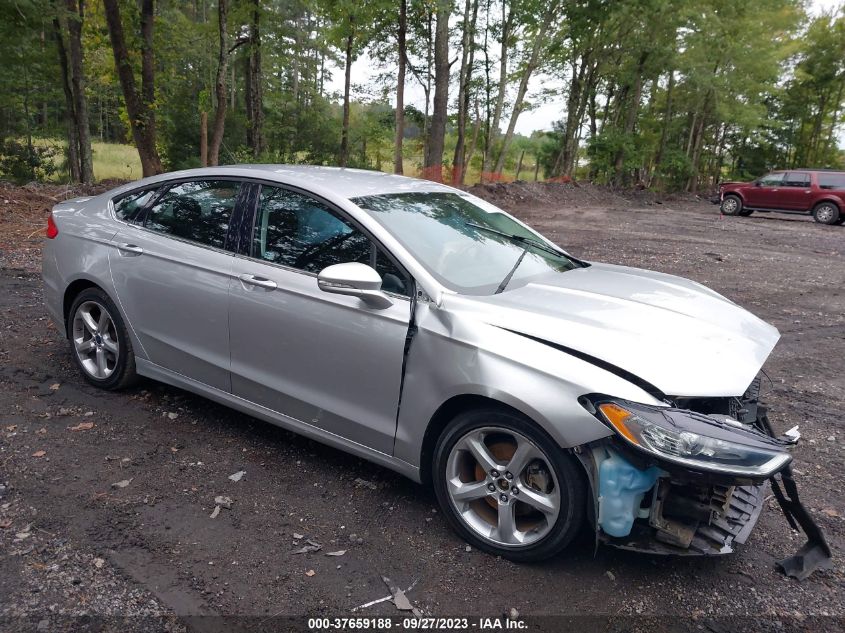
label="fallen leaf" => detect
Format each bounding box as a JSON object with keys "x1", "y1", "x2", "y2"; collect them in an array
[
  {"x1": 32, "y1": 450, "x2": 46, "y2": 458},
  {"x1": 111, "y1": 479, "x2": 131, "y2": 489},
  {"x1": 68, "y1": 421, "x2": 94, "y2": 431},
  {"x1": 0, "y1": 519, "x2": 12, "y2": 529},
  {"x1": 50, "y1": 383, "x2": 60, "y2": 391},
  {"x1": 292, "y1": 532, "x2": 304, "y2": 540},
  {"x1": 293, "y1": 543, "x2": 322, "y2": 554},
  {"x1": 325, "y1": 550, "x2": 346, "y2": 557},
  {"x1": 170, "y1": 447, "x2": 179, "y2": 453},
  {"x1": 5, "y1": 425, "x2": 16, "y2": 432},
  {"x1": 209, "y1": 505, "x2": 221, "y2": 519},
  {"x1": 822, "y1": 508, "x2": 840, "y2": 518},
  {"x1": 214, "y1": 495, "x2": 233, "y2": 508},
  {"x1": 305, "y1": 569, "x2": 316, "y2": 577},
  {"x1": 228, "y1": 470, "x2": 246, "y2": 482}
]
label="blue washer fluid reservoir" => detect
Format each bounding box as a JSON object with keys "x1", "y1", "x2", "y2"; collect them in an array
[{"x1": 597, "y1": 450, "x2": 661, "y2": 538}]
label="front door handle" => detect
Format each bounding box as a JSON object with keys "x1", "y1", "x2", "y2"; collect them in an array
[
  {"x1": 238, "y1": 273, "x2": 277, "y2": 290},
  {"x1": 116, "y1": 243, "x2": 144, "y2": 255}
]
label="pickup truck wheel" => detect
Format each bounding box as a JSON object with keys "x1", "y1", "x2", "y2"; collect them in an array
[
  {"x1": 812, "y1": 202, "x2": 840, "y2": 225},
  {"x1": 720, "y1": 195, "x2": 742, "y2": 216},
  {"x1": 433, "y1": 409, "x2": 585, "y2": 562}
]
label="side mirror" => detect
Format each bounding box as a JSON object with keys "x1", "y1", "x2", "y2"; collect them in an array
[
  {"x1": 754, "y1": 181, "x2": 763, "y2": 187},
  {"x1": 317, "y1": 262, "x2": 394, "y2": 309}
]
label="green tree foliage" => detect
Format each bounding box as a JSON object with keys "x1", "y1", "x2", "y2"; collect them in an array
[{"x1": 0, "y1": 0, "x2": 843, "y2": 187}]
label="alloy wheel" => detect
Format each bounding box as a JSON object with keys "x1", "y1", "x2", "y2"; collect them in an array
[
  {"x1": 444, "y1": 426, "x2": 561, "y2": 547},
  {"x1": 721, "y1": 197, "x2": 738, "y2": 214},
  {"x1": 815, "y1": 204, "x2": 835, "y2": 224},
  {"x1": 71, "y1": 301, "x2": 120, "y2": 380}
]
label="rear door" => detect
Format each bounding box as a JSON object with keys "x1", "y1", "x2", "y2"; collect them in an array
[
  {"x1": 780, "y1": 171, "x2": 813, "y2": 210},
  {"x1": 109, "y1": 179, "x2": 245, "y2": 391},
  {"x1": 228, "y1": 183, "x2": 413, "y2": 454}
]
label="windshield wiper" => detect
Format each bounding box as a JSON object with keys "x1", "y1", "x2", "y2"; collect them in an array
[
  {"x1": 464, "y1": 222, "x2": 566, "y2": 259},
  {"x1": 495, "y1": 248, "x2": 529, "y2": 294}
]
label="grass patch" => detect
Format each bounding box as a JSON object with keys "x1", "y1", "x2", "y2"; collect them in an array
[{"x1": 30, "y1": 138, "x2": 141, "y2": 183}]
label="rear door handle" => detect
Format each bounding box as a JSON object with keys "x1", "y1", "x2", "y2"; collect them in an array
[
  {"x1": 116, "y1": 243, "x2": 144, "y2": 255},
  {"x1": 238, "y1": 273, "x2": 277, "y2": 290}
]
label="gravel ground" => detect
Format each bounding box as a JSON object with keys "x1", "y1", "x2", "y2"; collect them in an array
[{"x1": 0, "y1": 181, "x2": 843, "y2": 632}]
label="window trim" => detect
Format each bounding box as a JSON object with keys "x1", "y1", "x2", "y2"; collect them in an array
[{"x1": 236, "y1": 179, "x2": 414, "y2": 299}]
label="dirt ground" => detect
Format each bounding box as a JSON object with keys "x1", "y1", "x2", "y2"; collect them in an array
[{"x1": 0, "y1": 180, "x2": 843, "y2": 632}]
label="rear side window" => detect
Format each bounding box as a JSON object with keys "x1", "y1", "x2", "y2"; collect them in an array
[
  {"x1": 784, "y1": 172, "x2": 810, "y2": 187},
  {"x1": 818, "y1": 173, "x2": 845, "y2": 190},
  {"x1": 113, "y1": 189, "x2": 157, "y2": 221},
  {"x1": 144, "y1": 180, "x2": 241, "y2": 249}
]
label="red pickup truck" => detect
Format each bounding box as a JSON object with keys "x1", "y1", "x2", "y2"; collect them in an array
[{"x1": 716, "y1": 169, "x2": 845, "y2": 225}]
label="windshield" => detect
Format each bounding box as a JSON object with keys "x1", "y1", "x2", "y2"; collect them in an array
[{"x1": 352, "y1": 192, "x2": 579, "y2": 295}]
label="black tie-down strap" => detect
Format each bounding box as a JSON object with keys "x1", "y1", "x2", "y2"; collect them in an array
[{"x1": 759, "y1": 409, "x2": 833, "y2": 580}]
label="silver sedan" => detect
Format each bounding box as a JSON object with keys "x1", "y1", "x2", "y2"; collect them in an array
[{"x1": 42, "y1": 166, "x2": 819, "y2": 568}]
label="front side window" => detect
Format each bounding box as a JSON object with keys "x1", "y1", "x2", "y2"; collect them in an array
[
  {"x1": 113, "y1": 188, "x2": 157, "y2": 221},
  {"x1": 352, "y1": 192, "x2": 578, "y2": 295},
  {"x1": 784, "y1": 172, "x2": 810, "y2": 187},
  {"x1": 252, "y1": 186, "x2": 410, "y2": 296},
  {"x1": 144, "y1": 180, "x2": 240, "y2": 249},
  {"x1": 758, "y1": 173, "x2": 784, "y2": 186}
]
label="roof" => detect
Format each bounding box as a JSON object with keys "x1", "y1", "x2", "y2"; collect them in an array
[{"x1": 226, "y1": 164, "x2": 456, "y2": 199}]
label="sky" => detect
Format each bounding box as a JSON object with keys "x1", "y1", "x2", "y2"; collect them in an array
[{"x1": 326, "y1": 0, "x2": 844, "y2": 138}]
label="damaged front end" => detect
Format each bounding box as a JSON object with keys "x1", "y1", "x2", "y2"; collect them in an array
[{"x1": 577, "y1": 381, "x2": 832, "y2": 580}]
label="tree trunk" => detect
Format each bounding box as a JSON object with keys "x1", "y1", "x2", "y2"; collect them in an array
[
  {"x1": 245, "y1": 0, "x2": 263, "y2": 157},
  {"x1": 424, "y1": 0, "x2": 450, "y2": 182},
  {"x1": 200, "y1": 111, "x2": 208, "y2": 166},
  {"x1": 208, "y1": 0, "x2": 229, "y2": 166},
  {"x1": 339, "y1": 28, "x2": 354, "y2": 167},
  {"x1": 451, "y1": 0, "x2": 478, "y2": 185},
  {"x1": 65, "y1": 0, "x2": 93, "y2": 184},
  {"x1": 52, "y1": 12, "x2": 81, "y2": 182},
  {"x1": 393, "y1": 0, "x2": 407, "y2": 174},
  {"x1": 651, "y1": 69, "x2": 674, "y2": 187},
  {"x1": 102, "y1": 0, "x2": 163, "y2": 176},
  {"x1": 493, "y1": 5, "x2": 555, "y2": 174},
  {"x1": 483, "y1": 0, "x2": 510, "y2": 176}
]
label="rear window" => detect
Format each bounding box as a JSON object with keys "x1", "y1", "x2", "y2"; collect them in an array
[{"x1": 818, "y1": 173, "x2": 845, "y2": 190}]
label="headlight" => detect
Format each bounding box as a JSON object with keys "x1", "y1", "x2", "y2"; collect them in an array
[{"x1": 595, "y1": 401, "x2": 790, "y2": 477}]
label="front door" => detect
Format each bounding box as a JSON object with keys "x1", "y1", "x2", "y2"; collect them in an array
[
  {"x1": 744, "y1": 172, "x2": 785, "y2": 208},
  {"x1": 109, "y1": 179, "x2": 244, "y2": 391},
  {"x1": 228, "y1": 184, "x2": 413, "y2": 454}
]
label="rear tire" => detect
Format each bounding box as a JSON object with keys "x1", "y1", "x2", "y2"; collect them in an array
[
  {"x1": 720, "y1": 195, "x2": 743, "y2": 216},
  {"x1": 67, "y1": 288, "x2": 138, "y2": 390},
  {"x1": 812, "y1": 201, "x2": 840, "y2": 225},
  {"x1": 432, "y1": 408, "x2": 585, "y2": 562},
  {"x1": 738, "y1": 209, "x2": 754, "y2": 216}
]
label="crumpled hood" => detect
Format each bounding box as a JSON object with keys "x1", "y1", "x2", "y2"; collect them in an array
[{"x1": 455, "y1": 262, "x2": 779, "y2": 397}]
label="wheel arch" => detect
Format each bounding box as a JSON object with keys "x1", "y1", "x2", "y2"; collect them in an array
[
  {"x1": 418, "y1": 394, "x2": 562, "y2": 486},
  {"x1": 62, "y1": 277, "x2": 109, "y2": 336},
  {"x1": 813, "y1": 197, "x2": 842, "y2": 212}
]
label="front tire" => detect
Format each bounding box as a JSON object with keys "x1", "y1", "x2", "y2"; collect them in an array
[
  {"x1": 432, "y1": 408, "x2": 585, "y2": 562},
  {"x1": 720, "y1": 195, "x2": 743, "y2": 216},
  {"x1": 67, "y1": 288, "x2": 138, "y2": 390},
  {"x1": 813, "y1": 201, "x2": 841, "y2": 225}
]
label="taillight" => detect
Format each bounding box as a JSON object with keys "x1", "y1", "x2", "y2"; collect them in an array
[{"x1": 46, "y1": 213, "x2": 59, "y2": 239}]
